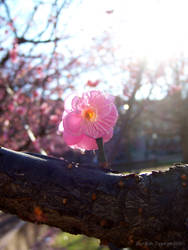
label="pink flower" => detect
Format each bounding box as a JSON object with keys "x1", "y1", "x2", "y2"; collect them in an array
[
  {"x1": 86, "y1": 80, "x2": 100, "y2": 87},
  {"x1": 10, "y1": 47, "x2": 17, "y2": 63},
  {"x1": 169, "y1": 84, "x2": 182, "y2": 95},
  {"x1": 59, "y1": 91, "x2": 118, "y2": 150}
]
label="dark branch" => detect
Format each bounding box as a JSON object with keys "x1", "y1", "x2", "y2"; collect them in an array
[
  {"x1": 17, "y1": 37, "x2": 60, "y2": 44},
  {"x1": 0, "y1": 37, "x2": 60, "y2": 67},
  {"x1": 2, "y1": 0, "x2": 17, "y2": 36},
  {"x1": 0, "y1": 52, "x2": 9, "y2": 67},
  {"x1": 0, "y1": 147, "x2": 188, "y2": 249}
]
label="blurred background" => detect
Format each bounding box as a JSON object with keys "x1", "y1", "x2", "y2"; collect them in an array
[{"x1": 0, "y1": 0, "x2": 188, "y2": 249}]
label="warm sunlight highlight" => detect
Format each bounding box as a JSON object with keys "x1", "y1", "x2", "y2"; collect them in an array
[
  {"x1": 72, "y1": 0, "x2": 188, "y2": 64},
  {"x1": 114, "y1": 0, "x2": 188, "y2": 63}
]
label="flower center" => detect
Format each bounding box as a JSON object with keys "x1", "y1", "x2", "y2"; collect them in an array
[{"x1": 82, "y1": 108, "x2": 96, "y2": 122}]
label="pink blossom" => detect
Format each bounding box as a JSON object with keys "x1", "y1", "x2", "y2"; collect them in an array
[
  {"x1": 8, "y1": 103, "x2": 15, "y2": 112},
  {"x1": 49, "y1": 114, "x2": 59, "y2": 124},
  {"x1": 168, "y1": 84, "x2": 182, "y2": 95},
  {"x1": 86, "y1": 80, "x2": 100, "y2": 87},
  {"x1": 59, "y1": 91, "x2": 118, "y2": 150},
  {"x1": 10, "y1": 39, "x2": 18, "y2": 63},
  {"x1": 10, "y1": 47, "x2": 17, "y2": 63},
  {"x1": 32, "y1": 90, "x2": 39, "y2": 98},
  {"x1": 16, "y1": 106, "x2": 26, "y2": 115}
]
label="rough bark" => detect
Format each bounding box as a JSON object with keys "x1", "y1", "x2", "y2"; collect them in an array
[
  {"x1": 180, "y1": 115, "x2": 188, "y2": 163},
  {"x1": 0, "y1": 147, "x2": 188, "y2": 249}
]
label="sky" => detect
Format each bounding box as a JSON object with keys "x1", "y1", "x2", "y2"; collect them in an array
[
  {"x1": 65, "y1": 0, "x2": 188, "y2": 61},
  {"x1": 8, "y1": 0, "x2": 188, "y2": 61},
  {"x1": 65, "y1": 0, "x2": 188, "y2": 99},
  {"x1": 3, "y1": 0, "x2": 188, "y2": 99}
]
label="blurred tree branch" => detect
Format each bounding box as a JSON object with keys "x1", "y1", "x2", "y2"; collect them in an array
[{"x1": 0, "y1": 147, "x2": 188, "y2": 249}]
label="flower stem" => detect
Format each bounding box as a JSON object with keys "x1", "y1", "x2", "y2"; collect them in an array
[{"x1": 96, "y1": 138, "x2": 108, "y2": 168}]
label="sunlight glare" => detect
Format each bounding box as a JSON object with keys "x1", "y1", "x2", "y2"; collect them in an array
[
  {"x1": 115, "y1": 0, "x2": 188, "y2": 63},
  {"x1": 70, "y1": 0, "x2": 188, "y2": 64}
]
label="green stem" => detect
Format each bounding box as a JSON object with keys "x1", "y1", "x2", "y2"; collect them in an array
[{"x1": 96, "y1": 137, "x2": 108, "y2": 168}]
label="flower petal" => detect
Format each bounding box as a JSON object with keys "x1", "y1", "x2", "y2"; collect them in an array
[
  {"x1": 72, "y1": 96, "x2": 81, "y2": 111},
  {"x1": 82, "y1": 121, "x2": 104, "y2": 138},
  {"x1": 63, "y1": 131, "x2": 83, "y2": 146},
  {"x1": 77, "y1": 134, "x2": 98, "y2": 150},
  {"x1": 100, "y1": 103, "x2": 118, "y2": 127},
  {"x1": 103, "y1": 128, "x2": 113, "y2": 142},
  {"x1": 76, "y1": 128, "x2": 113, "y2": 150},
  {"x1": 63, "y1": 111, "x2": 83, "y2": 135},
  {"x1": 87, "y1": 91, "x2": 112, "y2": 116},
  {"x1": 58, "y1": 121, "x2": 64, "y2": 132},
  {"x1": 82, "y1": 104, "x2": 118, "y2": 138},
  {"x1": 64, "y1": 92, "x2": 80, "y2": 112}
]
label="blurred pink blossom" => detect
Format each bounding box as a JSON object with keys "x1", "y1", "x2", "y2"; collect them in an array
[
  {"x1": 86, "y1": 80, "x2": 100, "y2": 87},
  {"x1": 169, "y1": 84, "x2": 182, "y2": 95},
  {"x1": 10, "y1": 39, "x2": 18, "y2": 63},
  {"x1": 16, "y1": 106, "x2": 26, "y2": 115},
  {"x1": 49, "y1": 114, "x2": 59, "y2": 124},
  {"x1": 59, "y1": 91, "x2": 118, "y2": 150},
  {"x1": 10, "y1": 47, "x2": 17, "y2": 63},
  {"x1": 32, "y1": 90, "x2": 39, "y2": 98},
  {"x1": 8, "y1": 103, "x2": 15, "y2": 111}
]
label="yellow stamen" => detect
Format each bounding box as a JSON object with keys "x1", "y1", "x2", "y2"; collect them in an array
[{"x1": 82, "y1": 108, "x2": 96, "y2": 122}]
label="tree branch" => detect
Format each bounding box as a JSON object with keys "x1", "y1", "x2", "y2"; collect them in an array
[
  {"x1": 0, "y1": 147, "x2": 188, "y2": 249},
  {"x1": 17, "y1": 37, "x2": 60, "y2": 44}
]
